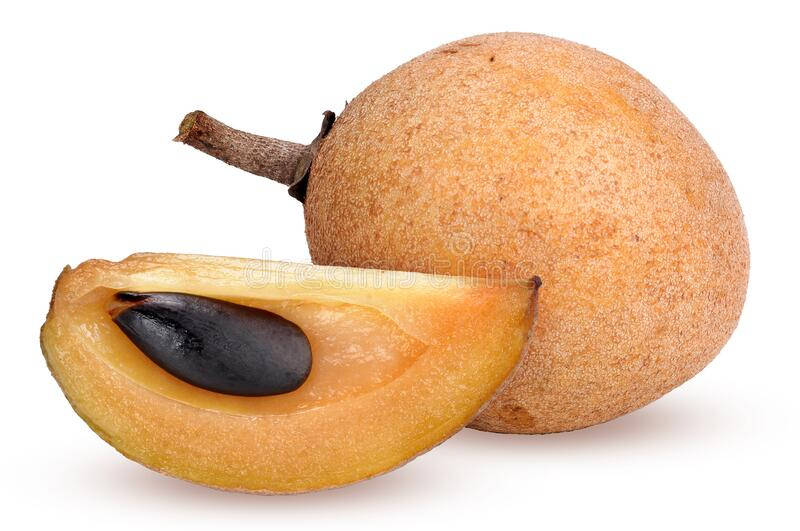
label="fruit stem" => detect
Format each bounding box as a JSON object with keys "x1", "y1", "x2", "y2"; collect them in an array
[
  {"x1": 174, "y1": 110, "x2": 335, "y2": 201},
  {"x1": 174, "y1": 111, "x2": 305, "y2": 186},
  {"x1": 530, "y1": 275, "x2": 542, "y2": 325}
]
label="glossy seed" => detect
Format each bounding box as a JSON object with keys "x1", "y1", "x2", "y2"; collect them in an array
[{"x1": 109, "y1": 291, "x2": 312, "y2": 396}]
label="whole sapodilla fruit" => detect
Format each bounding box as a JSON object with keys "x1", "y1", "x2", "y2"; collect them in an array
[{"x1": 177, "y1": 33, "x2": 749, "y2": 434}]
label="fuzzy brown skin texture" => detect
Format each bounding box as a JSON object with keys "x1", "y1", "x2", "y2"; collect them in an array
[{"x1": 305, "y1": 33, "x2": 750, "y2": 434}]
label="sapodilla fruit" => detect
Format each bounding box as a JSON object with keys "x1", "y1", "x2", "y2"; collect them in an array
[
  {"x1": 41, "y1": 253, "x2": 537, "y2": 492},
  {"x1": 175, "y1": 33, "x2": 749, "y2": 434}
]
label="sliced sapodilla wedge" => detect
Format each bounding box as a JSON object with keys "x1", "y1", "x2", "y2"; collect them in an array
[{"x1": 41, "y1": 253, "x2": 538, "y2": 493}]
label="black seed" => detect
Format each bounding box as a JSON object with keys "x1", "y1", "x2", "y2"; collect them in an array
[{"x1": 109, "y1": 292, "x2": 312, "y2": 396}]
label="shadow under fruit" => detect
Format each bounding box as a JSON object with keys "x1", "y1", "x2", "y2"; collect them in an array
[{"x1": 177, "y1": 33, "x2": 749, "y2": 434}]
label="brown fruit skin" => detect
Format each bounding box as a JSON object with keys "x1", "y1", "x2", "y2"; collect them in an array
[{"x1": 305, "y1": 33, "x2": 749, "y2": 434}]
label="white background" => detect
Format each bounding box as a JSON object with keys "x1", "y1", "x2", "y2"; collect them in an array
[{"x1": 2, "y1": 1, "x2": 798, "y2": 529}]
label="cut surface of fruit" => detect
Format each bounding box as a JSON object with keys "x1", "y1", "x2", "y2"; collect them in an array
[{"x1": 41, "y1": 253, "x2": 536, "y2": 493}]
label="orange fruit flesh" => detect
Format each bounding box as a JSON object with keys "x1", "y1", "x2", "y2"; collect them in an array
[
  {"x1": 41, "y1": 253, "x2": 535, "y2": 493},
  {"x1": 81, "y1": 288, "x2": 427, "y2": 416}
]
